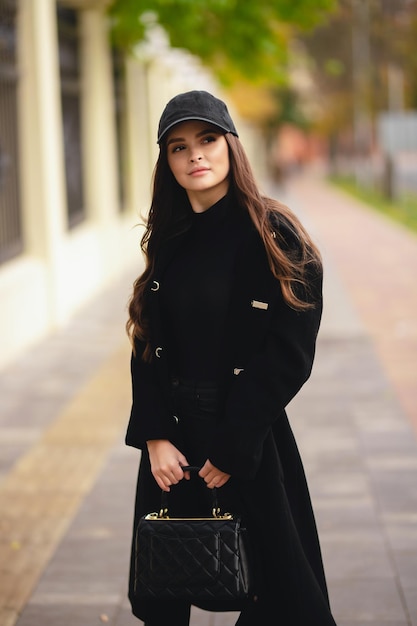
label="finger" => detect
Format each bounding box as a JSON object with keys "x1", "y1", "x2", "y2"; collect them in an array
[
  {"x1": 162, "y1": 465, "x2": 183, "y2": 484},
  {"x1": 181, "y1": 467, "x2": 191, "y2": 480},
  {"x1": 154, "y1": 470, "x2": 176, "y2": 490},
  {"x1": 204, "y1": 471, "x2": 217, "y2": 484},
  {"x1": 155, "y1": 475, "x2": 170, "y2": 492},
  {"x1": 200, "y1": 466, "x2": 213, "y2": 480},
  {"x1": 208, "y1": 476, "x2": 220, "y2": 488},
  {"x1": 181, "y1": 458, "x2": 191, "y2": 479},
  {"x1": 171, "y1": 466, "x2": 184, "y2": 482},
  {"x1": 198, "y1": 461, "x2": 212, "y2": 478},
  {"x1": 174, "y1": 460, "x2": 190, "y2": 481}
]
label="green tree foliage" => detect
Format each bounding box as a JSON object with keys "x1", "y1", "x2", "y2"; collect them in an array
[{"x1": 107, "y1": 0, "x2": 336, "y2": 85}]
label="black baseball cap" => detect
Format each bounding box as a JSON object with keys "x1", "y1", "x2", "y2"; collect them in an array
[{"x1": 157, "y1": 90, "x2": 239, "y2": 144}]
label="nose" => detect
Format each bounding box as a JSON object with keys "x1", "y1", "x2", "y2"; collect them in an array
[{"x1": 190, "y1": 149, "x2": 202, "y2": 162}]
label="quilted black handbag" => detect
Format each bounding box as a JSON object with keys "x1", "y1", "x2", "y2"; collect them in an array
[{"x1": 134, "y1": 466, "x2": 255, "y2": 604}]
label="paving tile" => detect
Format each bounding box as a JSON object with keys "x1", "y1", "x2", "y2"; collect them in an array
[
  {"x1": 320, "y1": 539, "x2": 396, "y2": 580},
  {"x1": 402, "y1": 585, "x2": 417, "y2": 626},
  {"x1": 14, "y1": 602, "x2": 118, "y2": 626},
  {"x1": 334, "y1": 622, "x2": 409, "y2": 626},
  {"x1": 384, "y1": 523, "x2": 417, "y2": 551},
  {"x1": 313, "y1": 496, "x2": 383, "y2": 533},
  {"x1": 328, "y1": 579, "x2": 407, "y2": 622},
  {"x1": 392, "y1": 550, "x2": 417, "y2": 586},
  {"x1": 113, "y1": 603, "x2": 142, "y2": 626}
]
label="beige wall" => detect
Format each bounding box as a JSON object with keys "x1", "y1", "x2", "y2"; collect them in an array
[{"x1": 0, "y1": 0, "x2": 141, "y2": 368}]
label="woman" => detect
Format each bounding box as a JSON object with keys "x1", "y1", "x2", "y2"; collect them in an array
[{"x1": 125, "y1": 90, "x2": 338, "y2": 626}]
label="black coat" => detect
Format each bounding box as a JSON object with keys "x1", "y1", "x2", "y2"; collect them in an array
[{"x1": 126, "y1": 214, "x2": 338, "y2": 625}]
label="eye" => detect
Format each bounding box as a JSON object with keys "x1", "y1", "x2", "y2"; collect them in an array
[
  {"x1": 171, "y1": 144, "x2": 185, "y2": 153},
  {"x1": 202, "y1": 135, "x2": 216, "y2": 144}
]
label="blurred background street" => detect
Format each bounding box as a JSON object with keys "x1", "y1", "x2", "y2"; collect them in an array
[{"x1": 1, "y1": 1, "x2": 417, "y2": 625}]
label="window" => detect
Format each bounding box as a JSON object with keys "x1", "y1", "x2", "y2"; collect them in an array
[
  {"x1": 112, "y1": 47, "x2": 127, "y2": 211},
  {"x1": 57, "y1": 6, "x2": 85, "y2": 228},
  {"x1": 0, "y1": 0, "x2": 22, "y2": 264}
]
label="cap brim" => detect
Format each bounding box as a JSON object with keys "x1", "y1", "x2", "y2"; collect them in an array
[{"x1": 157, "y1": 117, "x2": 231, "y2": 143}]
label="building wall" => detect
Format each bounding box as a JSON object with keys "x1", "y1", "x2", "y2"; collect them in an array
[{"x1": 0, "y1": 0, "x2": 265, "y2": 369}]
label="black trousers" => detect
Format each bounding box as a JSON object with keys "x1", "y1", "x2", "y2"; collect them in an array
[{"x1": 139, "y1": 378, "x2": 264, "y2": 626}]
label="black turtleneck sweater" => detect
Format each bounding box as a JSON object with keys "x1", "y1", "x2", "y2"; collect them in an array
[{"x1": 160, "y1": 194, "x2": 245, "y2": 381}]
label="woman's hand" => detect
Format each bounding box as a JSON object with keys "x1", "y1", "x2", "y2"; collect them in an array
[
  {"x1": 199, "y1": 459, "x2": 231, "y2": 489},
  {"x1": 146, "y1": 439, "x2": 190, "y2": 492}
]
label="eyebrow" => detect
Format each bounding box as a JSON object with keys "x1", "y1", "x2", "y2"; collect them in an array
[{"x1": 166, "y1": 127, "x2": 219, "y2": 146}]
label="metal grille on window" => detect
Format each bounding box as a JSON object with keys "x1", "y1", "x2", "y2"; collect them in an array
[
  {"x1": 112, "y1": 47, "x2": 126, "y2": 212},
  {"x1": 57, "y1": 6, "x2": 85, "y2": 228},
  {"x1": 0, "y1": 0, "x2": 22, "y2": 265}
]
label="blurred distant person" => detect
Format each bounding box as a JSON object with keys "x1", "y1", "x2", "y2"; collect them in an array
[{"x1": 125, "y1": 90, "x2": 338, "y2": 626}]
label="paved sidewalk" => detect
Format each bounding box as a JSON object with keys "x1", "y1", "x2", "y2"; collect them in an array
[
  {"x1": 286, "y1": 172, "x2": 417, "y2": 434},
  {"x1": 1, "y1": 172, "x2": 416, "y2": 626}
]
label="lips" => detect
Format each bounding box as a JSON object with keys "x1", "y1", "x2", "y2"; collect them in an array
[{"x1": 189, "y1": 167, "x2": 209, "y2": 175}]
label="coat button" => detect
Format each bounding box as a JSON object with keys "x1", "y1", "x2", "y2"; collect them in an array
[
  {"x1": 155, "y1": 346, "x2": 162, "y2": 358},
  {"x1": 151, "y1": 280, "x2": 160, "y2": 291}
]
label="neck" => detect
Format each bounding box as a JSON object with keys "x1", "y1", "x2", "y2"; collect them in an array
[{"x1": 187, "y1": 183, "x2": 229, "y2": 213}]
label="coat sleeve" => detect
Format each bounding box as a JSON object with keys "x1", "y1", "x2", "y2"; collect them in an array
[
  {"x1": 125, "y1": 338, "x2": 177, "y2": 449},
  {"x1": 208, "y1": 242, "x2": 323, "y2": 480}
]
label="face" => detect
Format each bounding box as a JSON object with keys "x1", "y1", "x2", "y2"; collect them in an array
[{"x1": 166, "y1": 120, "x2": 230, "y2": 212}]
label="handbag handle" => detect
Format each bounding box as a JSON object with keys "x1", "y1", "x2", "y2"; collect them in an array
[{"x1": 158, "y1": 465, "x2": 222, "y2": 519}]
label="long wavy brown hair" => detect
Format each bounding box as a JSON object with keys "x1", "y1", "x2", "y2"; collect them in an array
[{"x1": 126, "y1": 133, "x2": 321, "y2": 360}]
